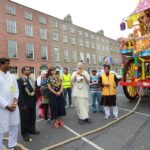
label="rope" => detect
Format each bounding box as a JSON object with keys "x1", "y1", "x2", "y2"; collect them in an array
[{"x1": 42, "y1": 96, "x2": 142, "y2": 150}]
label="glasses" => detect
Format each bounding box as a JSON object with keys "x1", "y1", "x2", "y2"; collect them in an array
[{"x1": 51, "y1": 68, "x2": 56, "y2": 71}]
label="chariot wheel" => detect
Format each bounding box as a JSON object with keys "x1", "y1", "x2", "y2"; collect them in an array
[{"x1": 123, "y1": 59, "x2": 139, "y2": 100}]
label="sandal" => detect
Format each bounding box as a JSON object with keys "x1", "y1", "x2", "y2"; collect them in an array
[
  {"x1": 58, "y1": 119, "x2": 64, "y2": 127},
  {"x1": 54, "y1": 121, "x2": 59, "y2": 128}
]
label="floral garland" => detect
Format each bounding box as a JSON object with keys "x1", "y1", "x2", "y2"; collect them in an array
[
  {"x1": 22, "y1": 75, "x2": 35, "y2": 96},
  {"x1": 49, "y1": 75, "x2": 61, "y2": 88}
]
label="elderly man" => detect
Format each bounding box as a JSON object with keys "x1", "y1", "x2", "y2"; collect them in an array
[
  {"x1": 0, "y1": 58, "x2": 20, "y2": 149},
  {"x1": 71, "y1": 62, "x2": 91, "y2": 125}
]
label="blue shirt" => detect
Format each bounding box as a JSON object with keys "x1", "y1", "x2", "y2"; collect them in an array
[{"x1": 90, "y1": 75, "x2": 100, "y2": 92}]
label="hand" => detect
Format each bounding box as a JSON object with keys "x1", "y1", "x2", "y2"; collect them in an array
[
  {"x1": 5, "y1": 105, "x2": 16, "y2": 112},
  {"x1": 56, "y1": 91, "x2": 61, "y2": 96}
]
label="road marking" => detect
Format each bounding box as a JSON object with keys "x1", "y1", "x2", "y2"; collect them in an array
[
  {"x1": 64, "y1": 125, "x2": 104, "y2": 150},
  {"x1": 119, "y1": 107, "x2": 150, "y2": 117},
  {"x1": 35, "y1": 119, "x2": 104, "y2": 150}
]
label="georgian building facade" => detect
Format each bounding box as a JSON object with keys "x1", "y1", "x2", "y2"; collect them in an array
[{"x1": 0, "y1": 0, "x2": 120, "y2": 79}]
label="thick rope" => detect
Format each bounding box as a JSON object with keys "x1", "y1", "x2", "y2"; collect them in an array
[{"x1": 42, "y1": 96, "x2": 142, "y2": 150}]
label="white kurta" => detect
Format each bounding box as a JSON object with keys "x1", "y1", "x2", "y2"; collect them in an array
[
  {"x1": 71, "y1": 70, "x2": 90, "y2": 119},
  {"x1": 0, "y1": 71, "x2": 19, "y2": 133}
]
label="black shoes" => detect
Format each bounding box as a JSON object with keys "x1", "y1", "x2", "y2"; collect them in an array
[
  {"x1": 78, "y1": 118, "x2": 92, "y2": 125},
  {"x1": 23, "y1": 135, "x2": 32, "y2": 142},
  {"x1": 30, "y1": 130, "x2": 40, "y2": 134},
  {"x1": 78, "y1": 119, "x2": 85, "y2": 125},
  {"x1": 85, "y1": 118, "x2": 92, "y2": 124}
]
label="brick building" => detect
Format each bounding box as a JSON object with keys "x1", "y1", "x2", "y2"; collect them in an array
[{"x1": 0, "y1": 0, "x2": 121, "y2": 79}]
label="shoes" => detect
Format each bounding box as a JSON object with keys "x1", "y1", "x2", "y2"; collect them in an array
[
  {"x1": 105, "y1": 115, "x2": 111, "y2": 120},
  {"x1": 114, "y1": 116, "x2": 119, "y2": 120},
  {"x1": 85, "y1": 118, "x2": 92, "y2": 124},
  {"x1": 8, "y1": 146, "x2": 22, "y2": 150},
  {"x1": 78, "y1": 119, "x2": 85, "y2": 125},
  {"x1": 65, "y1": 106, "x2": 69, "y2": 109},
  {"x1": 30, "y1": 130, "x2": 40, "y2": 134},
  {"x1": 45, "y1": 119, "x2": 50, "y2": 123},
  {"x1": 58, "y1": 119, "x2": 64, "y2": 127},
  {"x1": 99, "y1": 110, "x2": 104, "y2": 113},
  {"x1": 69, "y1": 104, "x2": 74, "y2": 108},
  {"x1": 93, "y1": 111, "x2": 97, "y2": 113},
  {"x1": 54, "y1": 121, "x2": 60, "y2": 128},
  {"x1": 23, "y1": 135, "x2": 32, "y2": 142}
]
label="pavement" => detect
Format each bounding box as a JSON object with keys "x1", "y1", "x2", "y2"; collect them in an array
[{"x1": 3, "y1": 87, "x2": 150, "y2": 150}]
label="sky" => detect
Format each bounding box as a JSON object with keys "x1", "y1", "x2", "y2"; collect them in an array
[{"x1": 12, "y1": 0, "x2": 139, "y2": 40}]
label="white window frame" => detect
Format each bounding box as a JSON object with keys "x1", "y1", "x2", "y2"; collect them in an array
[
  {"x1": 50, "y1": 20, "x2": 57, "y2": 27},
  {"x1": 8, "y1": 40, "x2": 18, "y2": 58},
  {"x1": 79, "y1": 38, "x2": 83, "y2": 47},
  {"x1": 26, "y1": 43, "x2": 34, "y2": 59},
  {"x1": 6, "y1": 6, "x2": 16, "y2": 15},
  {"x1": 53, "y1": 48, "x2": 60, "y2": 61},
  {"x1": 72, "y1": 50, "x2": 77, "y2": 62},
  {"x1": 92, "y1": 54, "x2": 96, "y2": 64},
  {"x1": 62, "y1": 24, "x2": 67, "y2": 30},
  {"x1": 86, "y1": 53, "x2": 91, "y2": 64},
  {"x1": 62, "y1": 34, "x2": 68, "y2": 43},
  {"x1": 24, "y1": 12, "x2": 32, "y2": 20},
  {"x1": 40, "y1": 28, "x2": 47, "y2": 40},
  {"x1": 7, "y1": 19, "x2": 16, "y2": 33},
  {"x1": 39, "y1": 16, "x2": 46, "y2": 24},
  {"x1": 40, "y1": 45, "x2": 48, "y2": 60},
  {"x1": 64, "y1": 48, "x2": 69, "y2": 62},
  {"x1": 85, "y1": 39, "x2": 89, "y2": 48},
  {"x1": 52, "y1": 31, "x2": 58, "y2": 41},
  {"x1": 25, "y1": 24, "x2": 33, "y2": 37},
  {"x1": 80, "y1": 52, "x2": 84, "y2": 63}
]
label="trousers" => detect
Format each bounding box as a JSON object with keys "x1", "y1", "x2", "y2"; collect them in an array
[{"x1": 0, "y1": 125, "x2": 19, "y2": 150}]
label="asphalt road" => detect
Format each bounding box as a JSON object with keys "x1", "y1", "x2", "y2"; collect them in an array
[{"x1": 15, "y1": 87, "x2": 150, "y2": 150}]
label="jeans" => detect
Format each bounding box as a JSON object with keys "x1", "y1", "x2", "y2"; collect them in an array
[
  {"x1": 63, "y1": 88, "x2": 72, "y2": 106},
  {"x1": 91, "y1": 91, "x2": 103, "y2": 112}
]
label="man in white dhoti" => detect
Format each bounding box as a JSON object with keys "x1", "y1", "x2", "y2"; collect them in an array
[
  {"x1": 0, "y1": 58, "x2": 20, "y2": 149},
  {"x1": 71, "y1": 62, "x2": 91, "y2": 125}
]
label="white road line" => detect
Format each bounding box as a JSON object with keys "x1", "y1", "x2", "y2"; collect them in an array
[
  {"x1": 119, "y1": 107, "x2": 150, "y2": 117},
  {"x1": 64, "y1": 125, "x2": 104, "y2": 150}
]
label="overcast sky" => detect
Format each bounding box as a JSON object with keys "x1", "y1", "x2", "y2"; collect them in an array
[{"x1": 12, "y1": 0, "x2": 138, "y2": 40}]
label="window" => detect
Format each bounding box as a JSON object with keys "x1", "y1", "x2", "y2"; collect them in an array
[
  {"x1": 52, "y1": 31, "x2": 58, "y2": 41},
  {"x1": 62, "y1": 24, "x2": 66, "y2": 30},
  {"x1": 39, "y1": 16, "x2": 46, "y2": 24},
  {"x1": 50, "y1": 20, "x2": 57, "y2": 27},
  {"x1": 70, "y1": 27, "x2": 75, "y2": 33},
  {"x1": 7, "y1": 20, "x2": 16, "y2": 33},
  {"x1": 80, "y1": 52, "x2": 84, "y2": 63},
  {"x1": 72, "y1": 50, "x2": 77, "y2": 62},
  {"x1": 97, "y1": 44, "x2": 100, "y2": 50},
  {"x1": 30, "y1": 67, "x2": 35, "y2": 80},
  {"x1": 26, "y1": 43, "x2": 34, "y2": 59},
  {"x1": 8, "y1": 40, "x2": 17, "y2": 58},
  {"x1": 64, "y1": 49, "x2": 69, "y2": 62},
  {"x1": 10, "y1": 67, "x2": 18, "y2": 78},
  {"x1": 78, "y1": 30, "x2": 82, "y2": 35},
  {"x1": 25, "y1": 24, "x2": 33, "y2": 37},
  {"x1": 85, "y1": 39, "x2": 89, "y2": 48},
  {"x1": 53, "y1": 48, "x2": 59, "y2": 61},
  {"x1": 86, "y1": 53, "x2": 91, "y2": 64},
  {"x1": 70, "y1": 37, "x2": 75, "y2": 45},
  {"x1": 91, "y1": 41, "x2": 95, "y2": 49},
  {"x1": 92, "y1": 54, "x2": 96, "y2": 64},
  {"x1": 24, "y1": 12, "x2": 32, "y2": 20},
  {"x1": 6, "y1": 6, "x2": 16, "y2": 15},
  {"x1": 106, "y1": 46, "x2": 109, "y2": 52},
  {"x1": 62, "y1": 34, "x2": 68, "y2": 43},
  {"x1": 40, "y1": 28, "x2": 47, "y2": 40},
  {"x1": 91, "y1": 34, "x2": 94, "y2": 39},
  {"x1": 40, "y1": 45, "x2": 48, "y2": 60},
  {"x1": 85, "y1": 32, "x2": 88, "y2": 37},
  {"x1": 79, "y1": 38, "x2": 83, "y2": 47},
  {"x1": 96, "y1": 36, "x2": 99, "y2": 41}
]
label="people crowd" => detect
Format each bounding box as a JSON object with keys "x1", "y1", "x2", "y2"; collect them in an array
[{"x1": 0, "y1": 57, "x2": 120, "y2": 149}]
